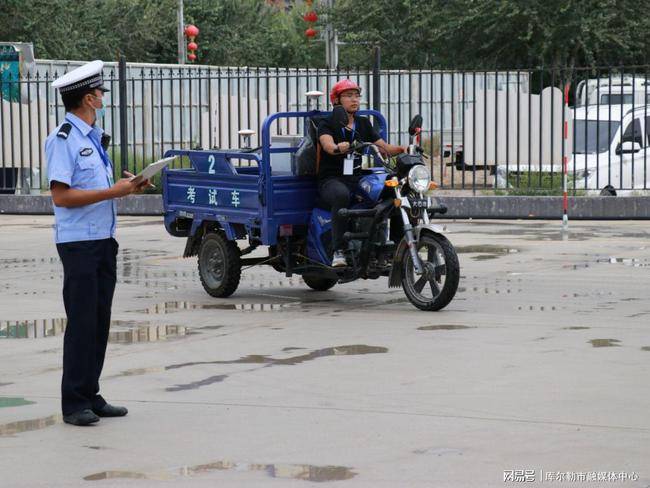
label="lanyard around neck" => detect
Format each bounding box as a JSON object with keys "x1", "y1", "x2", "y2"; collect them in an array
[
  {"x1": 341, "y1": 121, "x2": 356, "y2": 143},
  {"x1": 89, "y1": 133, "x2": 110, "y2": 168}
]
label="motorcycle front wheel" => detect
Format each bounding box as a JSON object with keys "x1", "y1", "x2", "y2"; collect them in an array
[{"x1": 401, "y1": 233, "x2": 459, "y2": 311}]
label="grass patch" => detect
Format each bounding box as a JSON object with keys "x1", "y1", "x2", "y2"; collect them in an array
[{"x1": 491, "y1": 171, "x2": 586, "y2": 196}]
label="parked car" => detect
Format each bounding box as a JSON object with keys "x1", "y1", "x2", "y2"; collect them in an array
[
  {"x1": 571, "y1": 104, "x2": 650, "y2": 193},
  {"x1": 575, "y1": 75, "x2": 650, "y2": 107}
]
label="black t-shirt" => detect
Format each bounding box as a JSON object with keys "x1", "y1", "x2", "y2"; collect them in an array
[{"x1": 317, "y1": 114, "x2": 381, "y2": 179}]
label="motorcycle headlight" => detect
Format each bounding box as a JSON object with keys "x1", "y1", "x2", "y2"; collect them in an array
[{"x1": 407, "y1": 165, "x2": 431, "y2": 193}]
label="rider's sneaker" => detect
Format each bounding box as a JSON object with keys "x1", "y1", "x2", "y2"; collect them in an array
[{"x1": 331, "y1": 250, "x2": 347, "y2": 267}]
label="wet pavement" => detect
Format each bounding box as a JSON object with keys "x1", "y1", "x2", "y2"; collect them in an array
[{"x1": 0, "y1": 215, "x2": 649, "y2": 487}]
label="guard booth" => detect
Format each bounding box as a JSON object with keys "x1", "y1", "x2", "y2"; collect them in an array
[{"x1": 0, "y1": 42, "x2": 40, "y2": 194}]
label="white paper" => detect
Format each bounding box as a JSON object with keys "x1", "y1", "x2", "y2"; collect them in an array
[{"x1": 130, "y1": 156, "x2": 177, "y2": 183}]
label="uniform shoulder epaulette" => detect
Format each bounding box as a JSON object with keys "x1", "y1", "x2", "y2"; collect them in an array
[{"x1": 57, "y1": 123, "x2": 72, "y2": 139}]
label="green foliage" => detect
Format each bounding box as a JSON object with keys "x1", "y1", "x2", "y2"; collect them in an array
[
  {"x1": 184, "y1": 0, "x2": 325, "y2": 66},
  {"x1": 428, "y1": 0, "x2": 650, "y2": 69},
  {"x1": 0, "y1": 0, "x2": 649, "y2": 69},
  {"x1": 0, "y1": 0, "x2": 178, "y2": 63},
  {"x1": 0, "y1": 0, "x2": 323, "y2": 66}
]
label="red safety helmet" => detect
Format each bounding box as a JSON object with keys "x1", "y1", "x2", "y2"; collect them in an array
[{"x1": 329, "y1": 79, "x2": 362, "y2": 104}]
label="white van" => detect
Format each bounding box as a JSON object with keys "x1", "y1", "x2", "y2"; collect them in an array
[
  {"x1": 571, "y1": 104, "x2": 650, "y2": 193},
  {"x1": 576, "y1": 75, "x2": 650, "y2": 107}
]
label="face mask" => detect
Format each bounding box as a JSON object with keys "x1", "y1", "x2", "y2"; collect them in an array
[{"x1": 90, "y1": 94, "x2": 106, "y2": 121}]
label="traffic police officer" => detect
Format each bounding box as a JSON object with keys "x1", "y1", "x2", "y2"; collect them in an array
[{"x1": 46, "y1": 60, "x2": 147, "y2": 426}]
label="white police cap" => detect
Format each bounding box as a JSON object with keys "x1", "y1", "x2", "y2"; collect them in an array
[{"x1": 52, "y1": 60, "x2": 109, "y2": 94}]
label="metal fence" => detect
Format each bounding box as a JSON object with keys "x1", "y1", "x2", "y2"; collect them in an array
[{"x1": 2, "y1": 60, "x2": 650, "y2": 195}]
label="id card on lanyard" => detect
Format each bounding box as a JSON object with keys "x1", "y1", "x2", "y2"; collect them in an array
[
  {"x1": 89, "y1": 133, "x2": 113, "y2": 185},
  {"x1": 342, "y1": 122, "x2": 356, "y2": 175}
]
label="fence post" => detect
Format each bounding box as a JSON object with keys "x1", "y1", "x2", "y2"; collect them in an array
[
  {"x1": 372, "y1": 45, "x2": 381, "y2": 131},
  {"x1": 118, "y1": 55, "x2": 128, "y2": 175}
]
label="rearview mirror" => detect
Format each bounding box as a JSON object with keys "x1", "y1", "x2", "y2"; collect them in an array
[
  {"x1": 616, "y1": 141, "x2": 642, "y2": 155},
  {"x1": 408, "y1": 115, "x2": 423, "y2": 136},
  {"x1": 331, "y1": 105, "x2": 348, "y2": 128}
]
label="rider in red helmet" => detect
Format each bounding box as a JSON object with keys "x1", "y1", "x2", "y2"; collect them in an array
[{"x1": 317, "y1": 79, "x2": 406, "y2": 267}]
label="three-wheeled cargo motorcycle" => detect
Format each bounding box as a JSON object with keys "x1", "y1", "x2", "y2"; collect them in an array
[{"x1": 162, "y1": 105, "x2": 459, "y2": 311}]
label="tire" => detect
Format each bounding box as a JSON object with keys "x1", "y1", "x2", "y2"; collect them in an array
[
  {"x1": 198, "y1": 232, "x2": 241, "y2": 298},
  {"x1": 401, "y1": 233, "x2": 459, "y2": 311},
  {"x1": 600, "y1": 185, "x2": 617, "y2": 196},
  {"x1": 303, "y1": 275, "x2": 337, "y2": 291}
]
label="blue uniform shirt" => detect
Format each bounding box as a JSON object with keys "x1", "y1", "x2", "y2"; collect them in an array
[{"x1": 45, "y1": 113, "x2": 116, "y2": 244}]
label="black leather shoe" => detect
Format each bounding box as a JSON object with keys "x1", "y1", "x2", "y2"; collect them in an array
[
  {"x1": 63, "y1": 409, "x2": 100, "y2": 426},
  {"x1": 93, "y1": 403, "x2": 128, "y2": 417}
]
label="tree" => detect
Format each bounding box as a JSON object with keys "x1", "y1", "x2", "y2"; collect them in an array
[
  {"x1": 0, "y1": 0, "x2": 177, "y2": 64},
  {"x1": 429, "y1": 0, "x2": 650, "y2": 69},
  {"x1": 184, "y1": 0, "x2": 325, "y2": 66},
  {"x1": 328, "y1": 0, "x2": 436, "y2": 68},
  {"x1": 1, "y1": 0, "x2": 649, "y2": 69}
]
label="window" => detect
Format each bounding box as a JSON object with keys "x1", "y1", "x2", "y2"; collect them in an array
[
  {"x1": 621, "y1": 118, "x2": 643, "y2": 146},
  {"x1": 574, "y1": 120, "x2": 620, "y2": 154},
  {"x1": 600, "y1": 93, "x2": 634, "y2": 105}
]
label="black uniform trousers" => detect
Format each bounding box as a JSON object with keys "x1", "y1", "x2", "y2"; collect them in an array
[
  {"x1": 318, "y1": 175, "x2": 361, "y2": 252},
  {"x1": 56, "y1": 238, "x2": 118, "y2": 415}
]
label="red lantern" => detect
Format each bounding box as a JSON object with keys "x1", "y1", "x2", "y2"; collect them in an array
[
  {"x1": 305, "y1": 27, "x2": 317, "y2": 38},
  {"x1": 188, "y1": 53, "x2": 197, "y2": 61},
  {"x1": 187, "y1": 42, "x2": 198, "y2": 51},
  {"x1": 184, "y1": 24, "x2": 199, "y2": 39},
  {"x1": 303, "y1": 11, "x2": 318, "y2": 23}
]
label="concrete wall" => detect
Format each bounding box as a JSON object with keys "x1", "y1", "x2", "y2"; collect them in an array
[{"x1": 1, "y1": 195, "x2": 649, "y2": 219}]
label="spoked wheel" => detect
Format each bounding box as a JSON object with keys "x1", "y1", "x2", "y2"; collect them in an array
[
  {"x1": 198, "y1": 232, "x2": 241, "y2": 297},
  {"x1": 401, "y1": 233, "x2": 459, "y2": 311},
  {"x1": 303, "y1": 275, "x2": 337, "y2": 291}
]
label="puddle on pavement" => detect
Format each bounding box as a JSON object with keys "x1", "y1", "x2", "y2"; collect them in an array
[
  {"x1": 164, "y1": 345, "x2": 388, "y2": 391},
  {"x1": 109, "y1": 323, "x2": 195, "y2": 344},
  {"x1": 563, "y1": 326, "x2": 590, "y2": 330},
  {"x1": 167, "y1": 345, "x2": 388, "y2": 370},
  {"x1": 589, "y1": 339, "x2": 621, "y2": 348},
  {"x1": 132, "y1": 301, "x2": 298, "y2": 314},
  {"x1": 641, "y1": 347, "x2": 650, "y2": 352},
  {"x1": 628, "y1": 311, "x2": 650, "y2": 318},
  {"x1": 0, "y1": 319, "x2": 193, "y2": 344},
  {"x1": 413, "y1": 447, "x2": 463, "y2": 456},
  {"x1": 0, "y1": 382, "x2": 13, "y2": 388},
  {"x1": 518, "y1": 305, "x2": 557, "y2": 312},
  {"x1": 84, "y1": 460, "x2": 356, "y2": 483},
  {"x1": 109, "y1": 366, "x2": 166, "y2": 378},
  {"x1": 456, "y1": 245, "x2": 519, "y2": 261},
  {"x1": 0, "y1": 413, "x2": 62, "y2": 436},
  {"x1": 113, "y1": 343, "x2": 372, "y2": 380},
  {"x1": 167, "y1": 374, "x2": 230, "y2": 392},
  {"x1": 418, "y1": 325, "x2": 473, "y2": 331},
  {"x1": 596, "y1": 257, "x2": 650, "y2": 267},
  {"x1": 84, "y1": 445, "x2": 108, "y2": 450},
  {"x1": 0, "y1": 397, "x2": 35, "y2": 408}
]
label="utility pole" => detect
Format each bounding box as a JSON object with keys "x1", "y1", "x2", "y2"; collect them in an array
[
  {"x1": 323, "y1": 0, "x2": 338, "y2": 69},
  {"x1": 177, "y1": 0, "x2": 186, "y2": 64}
]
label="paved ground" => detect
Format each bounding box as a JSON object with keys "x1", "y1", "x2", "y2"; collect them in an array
[{"x1": 0, "y1": 215, "x2": 649, "y2": 488}]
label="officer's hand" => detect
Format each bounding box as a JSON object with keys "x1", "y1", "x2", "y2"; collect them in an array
[
  {"x1": 133, "y1": 179, "x2": 150, "y2": 194},
  {"x1": 123, "y1": 171, "x2": 155, "y2": 192},
  {"x1": 337, "y1": 142, "x2": 351, "y2": 153},
  {"x1": 111, "y1": 178, "x2": 139, "y2": 198}
]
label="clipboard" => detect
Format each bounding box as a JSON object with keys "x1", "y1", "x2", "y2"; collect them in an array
[{"x1": 130, "y1": 156, "x2": 177, "y2": 184}]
